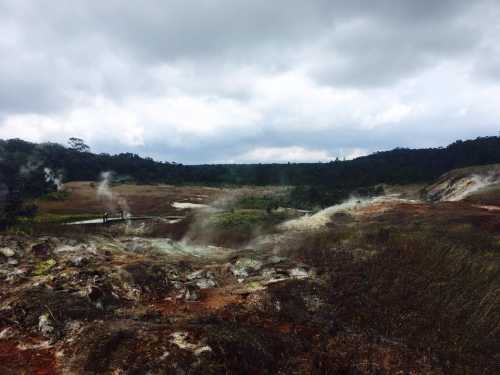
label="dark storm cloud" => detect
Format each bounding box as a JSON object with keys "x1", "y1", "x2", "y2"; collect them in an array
[
  {"x1": 0, "y1": 0, "x2": 499, "y2": 163},
  {"x1": 313, "y1": 15, "x2": 479, "y2": 87},
  {"x1": 1, "y1": 0, "x2": 482, "y2": 87}
]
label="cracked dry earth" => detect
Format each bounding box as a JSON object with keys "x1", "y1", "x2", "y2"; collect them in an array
[{"x1": 0, "y1": 226, "x2": 443, "y2": 374}]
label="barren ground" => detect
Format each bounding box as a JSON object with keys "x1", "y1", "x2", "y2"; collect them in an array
[{"x1": 1, "y1": 182, "x2": 499, "y2": 374}]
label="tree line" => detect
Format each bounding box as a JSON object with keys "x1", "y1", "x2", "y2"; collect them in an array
[{"x1": 2, "y1": 136, "x2": 500, "y2": 227}]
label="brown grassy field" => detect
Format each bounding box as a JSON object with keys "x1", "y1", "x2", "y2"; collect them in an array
[
  {"x1": 36, "y1": 181, "x2": 286, "y2": 217},
  {"x1": 36, "y1": 182, "x2": 223, "y2": 216},
  {"x1": 284, "y1": 199, "x2": 500, "y2": 373}
]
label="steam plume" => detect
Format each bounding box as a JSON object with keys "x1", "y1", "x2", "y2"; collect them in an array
[
  {"x1": 44, "y1": 168, "x2": 64, "y2": 191},
  {"x1": 441, "y1": 174, "x2": 498, "y2": 201},
  {"x1": 97, "y1": 171, "x2": 113, "y2": 201},
  {"x1": 280, "y1": 195, "x2": 415, "y2": 231},
  {"x1": 96, "y1": 171, "x2": 132, "y2": 218}
]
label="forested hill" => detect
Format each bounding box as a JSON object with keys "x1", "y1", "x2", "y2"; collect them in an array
[{"x1": 2, "y1": 136, "x2": 500, "y2": 193}]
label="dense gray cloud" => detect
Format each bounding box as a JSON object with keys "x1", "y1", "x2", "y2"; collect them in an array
[{"x1": 0, "y1": 0, "x2": 499, "y2": 163}]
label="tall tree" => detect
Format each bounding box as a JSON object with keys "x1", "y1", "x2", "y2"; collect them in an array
[{"x1": 68, "y1": 137, "x2": 90, "y2": 152}]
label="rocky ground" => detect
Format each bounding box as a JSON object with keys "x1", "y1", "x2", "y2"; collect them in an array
[
  {"x1": 0, "y1": 220, "x2": 446, "y2": 373},
  {"x1": 2, "y1": 172, "x2": 500, "y2": 374}
]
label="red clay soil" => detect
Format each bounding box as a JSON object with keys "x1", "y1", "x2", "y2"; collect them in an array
[
  {"x1": 154, "y1": 288, "x2": 244, "y2": 316},
  {"x1": 0, "y1": 339, "x2": 57, "y2": 375}
]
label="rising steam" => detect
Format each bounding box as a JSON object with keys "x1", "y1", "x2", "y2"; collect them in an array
[
  {"x1": 44, "y1": 168, "x2": 64, "y2": 191},
  {"x1": 97, "y1": 171, "x2": 131, "y2": 218},
  {"x1": 425, "y1": 171, "x2": 500, "y2": 202},
  {"x1": 443, "y1": 174, "x2": 500, "y2": 201},
  {"x1": 97, "y1": 171, "x2": 113, "y2": 201},
  {"x1": 280, "y1": 195, "x2": 415, "y2": 231}
]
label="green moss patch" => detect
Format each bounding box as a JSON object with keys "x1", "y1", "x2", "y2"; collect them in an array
[{"x1": 33, "y1": 259, "x2": 57, "y2": 276}]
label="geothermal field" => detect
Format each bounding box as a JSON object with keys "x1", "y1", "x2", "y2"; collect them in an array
[
  {"x1": 3, "y1": 1, "x2": 500, "y2": 373},
  {"x1": 1, "y1": 165, "x2": 500, "y2": 373}
]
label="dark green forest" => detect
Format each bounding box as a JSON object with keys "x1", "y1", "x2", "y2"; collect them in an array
[{"x1": 2, "y1": 136, "x2": 500, "y2": 227}]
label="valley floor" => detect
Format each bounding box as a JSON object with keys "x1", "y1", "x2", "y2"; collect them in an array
[{"x1": 1, "y1": 183, "x2": 500, "y2": 374}]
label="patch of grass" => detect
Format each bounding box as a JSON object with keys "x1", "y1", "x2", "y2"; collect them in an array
[
  {"x1": 328, "y1": 226, "x2": 500, "y2": 372},
  {"x1": 284, "y1": 213, "x2": 500, "y2": 373},
  {"x1": 7, "y1": 213, "x2": 103, "y2": 237},
  {"x1": 39, "y1": 190, "x2": 71, "y2": 201},
  {"x1": 235, "y1": 195, "x2": 284, "y2": 210},
  {"x1": 287, "y1": 186, "x2": 349, "y2": 210},
  {"x1": 211, "y1": 209, "x2": 265, "y2": 228},
  {"x1": 5, "y1": 221, "x2": 98, "y2": 238},
  {"x1": 285, "y1": 226, "x2": 362, "y2": 273},
  {"x1": 231, "y1": 186, "x2": 378, "y2": 212},
  {"x1": 210, "y1": 209, "x2": 288, "y2": 229},
  {"x1": 187, "y1": 209, "x2": 291, "y2": 247},
  {"x1": 199, "y1": 319, "x2": 299, "y2": 375},
  {"x1": 32, "y1": 213, "x2": 100, "y2": 224}
]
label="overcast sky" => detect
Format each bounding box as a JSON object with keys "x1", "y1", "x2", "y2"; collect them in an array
[{"x1": 1, "y1": 0, "x2": 500, "y2": 163}]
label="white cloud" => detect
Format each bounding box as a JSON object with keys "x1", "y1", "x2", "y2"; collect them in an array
[
  {"x1": 359, "y1": 103, "x2": 416, "y2": 129},
  {"x1": 0, "y1": 94, "x2": 262, "y2": 151},
  {"x1": 0, "y1": 114, "x2": 62, "y2": 142},
  {"x1": 341, "y1": 148, "x2": 369, "y2": 160},
  {"x1": 235, "y1": 146, "x2": 336, "y2": 163},
  {"x1": 234, "y1": 146, "x2": 368, "y2": 163},
  {"x1": 0, "y1": 0, "x2": 500, "y2": 163}
]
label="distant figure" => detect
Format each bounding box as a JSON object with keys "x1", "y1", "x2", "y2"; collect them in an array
[
  {"x1": 103, "y1": 212, "x2": 109, "y2": 223},
  {"x1": 119, "y1": 209, "x2": 124, "y2": 220}
]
